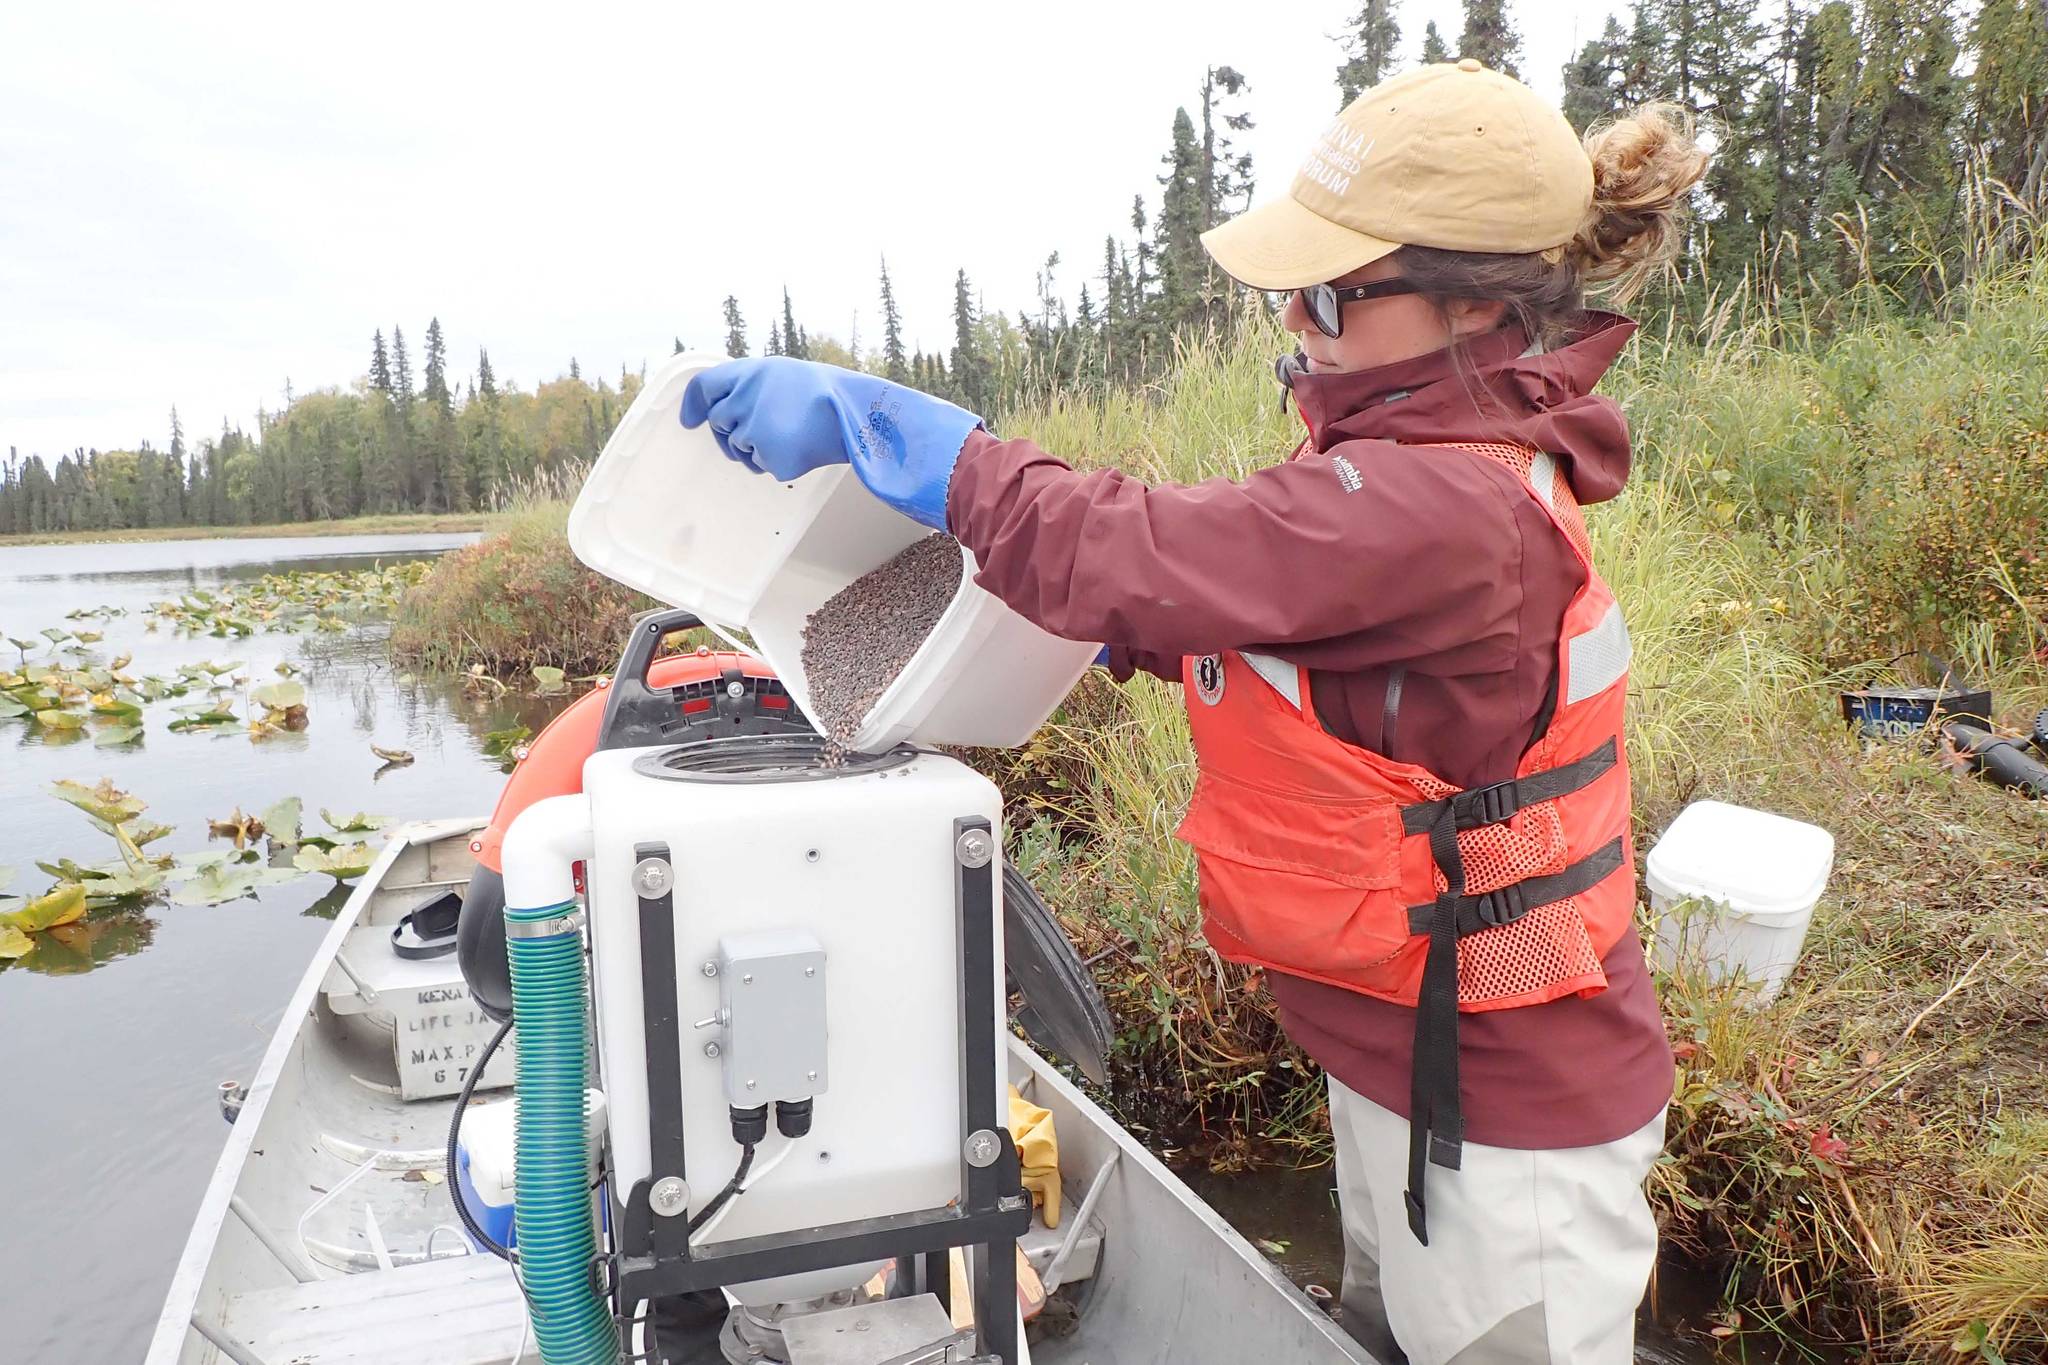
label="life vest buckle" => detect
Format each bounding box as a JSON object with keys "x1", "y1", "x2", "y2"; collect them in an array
[
  {"x1": 1471, "y1": 881, "x2": 1530, "y2": 928},
  {"x1": 1453, "y1": 777, "x2": 1522, "y2": 828}
]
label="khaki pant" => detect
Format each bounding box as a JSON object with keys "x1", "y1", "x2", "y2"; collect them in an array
[{"x1": 1327, "y1": 1078, "x2": 1664, "y2": 1365}]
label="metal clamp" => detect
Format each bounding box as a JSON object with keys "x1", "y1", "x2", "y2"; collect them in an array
[{"x1": 506, "y1": 908, "x2": 586, "y2": 939}]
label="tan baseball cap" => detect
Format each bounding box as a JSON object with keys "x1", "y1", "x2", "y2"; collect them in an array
[{"x1": 1201, "y1": 59, "x2": 1595, "y2": 291}]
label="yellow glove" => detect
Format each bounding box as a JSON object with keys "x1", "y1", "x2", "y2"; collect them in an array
[{"x1": 1006, "y1": 1085, "x2": 1062, "y2": 1228}]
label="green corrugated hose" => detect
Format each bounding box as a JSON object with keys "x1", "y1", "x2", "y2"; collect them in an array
[{"x1": 506, "y1": 899, "x2": 618, "y2": 1365}]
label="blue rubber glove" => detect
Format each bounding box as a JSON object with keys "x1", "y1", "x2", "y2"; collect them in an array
[{"x1": 679, "y1": 358, "x2": 982, "y2": 531}]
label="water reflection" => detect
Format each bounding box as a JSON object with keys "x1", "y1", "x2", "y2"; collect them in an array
[{"x1": 0, "y1": 531, "x2": 566, "y2": 1362}]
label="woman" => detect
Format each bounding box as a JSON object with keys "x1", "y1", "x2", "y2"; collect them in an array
[{"x1": 683, "y1": 60, "x2": 1707, "y2": 1365}]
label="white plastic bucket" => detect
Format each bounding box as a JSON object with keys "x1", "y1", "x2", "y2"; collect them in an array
[
  {"x1": 1646, "y1": 799, "x2": 1835, "y2": 1003},
  {"x1": 568, "y1": 352, "x2": 1101, "y2": 751}
]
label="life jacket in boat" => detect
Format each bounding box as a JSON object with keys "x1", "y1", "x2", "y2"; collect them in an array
[{"x1": 1174, "y1": 440, "x2": 1636, "y2": 1245}]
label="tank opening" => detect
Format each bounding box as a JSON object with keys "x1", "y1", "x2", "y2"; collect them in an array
[{"x1": 631, "y1": 733, "x2": 918, "y2": 783}]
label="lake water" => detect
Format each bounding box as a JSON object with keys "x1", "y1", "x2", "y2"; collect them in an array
[{"x1": 0, "y1": 533, "x2": 571, "y2": 1363}]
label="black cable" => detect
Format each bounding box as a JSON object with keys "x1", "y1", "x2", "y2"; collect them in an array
[
  {"x1": 684, "y1": 1144, "x2": 756, "y2": 1233},
  {"x1": 444, "y1": 1014, "x2": 517, "y2": 1261}
]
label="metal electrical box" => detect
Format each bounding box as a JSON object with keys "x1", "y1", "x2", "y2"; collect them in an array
[{"x1": 717, "y1": 929, "x2": 828, "y2": 1106}]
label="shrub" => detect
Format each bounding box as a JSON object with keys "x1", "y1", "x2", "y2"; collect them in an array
[{"x1": 389, "y1": 502, "x2": 652, "y2": 677}]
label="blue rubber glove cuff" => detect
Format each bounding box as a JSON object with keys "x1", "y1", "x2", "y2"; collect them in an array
[{"x1": 845, "y1": 390, "x2": 980, "y2": 531}]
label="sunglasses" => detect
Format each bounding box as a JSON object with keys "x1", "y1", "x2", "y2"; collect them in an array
[{"x1": 1296, "y1": 277, "x2": 1423, "y2": 338}]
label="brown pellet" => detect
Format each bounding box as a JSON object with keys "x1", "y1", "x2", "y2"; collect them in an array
[{"x1": 801, "y1": 534, "x2": 963, "y2": 760}]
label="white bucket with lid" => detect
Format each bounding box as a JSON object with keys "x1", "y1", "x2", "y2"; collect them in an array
[
  {"x1": 1646, "y1": 799, "x2": 1835, "y2": 1003},
  {"x1": 567, "y1": 352, "x2": 1101, "y2": 751}
]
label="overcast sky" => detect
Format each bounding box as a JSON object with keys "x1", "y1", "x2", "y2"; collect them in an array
[{"x1": 0, "y1": 1, "x2": 1629, "y2": 461}]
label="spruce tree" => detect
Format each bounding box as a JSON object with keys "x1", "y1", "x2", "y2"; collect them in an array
[
  {"x1": 950, "y1": 269, "x2": 988, "y2": 413},
  {"x1": 369, "y1": 330, "x2": 393, "y2": 393},
  {"x1": 1421, "y1": 20, "x2": 1450, "y2": 64},
  {"x1": 1612, "y1": 0, "x2": 1667, "y2": 106},
  {"x1": 766, "y1": 321, "x2": 783, "y2": 356},
  {"x1": 569, "y1": 357, "x2": 582, "y2": 381},
  {"x1": 781, "y1": 289, "x2": 806, "y2": 360},
  {"x1": 1458, "y1": 0, "x2": 1522, "y2": 76},
  {"x1": 477, "y1": 348, "x2": 497, "y2": 400},
  {"x1": 1155, "y1": 108, "x2": 1208, "y2": 335},
  {"x1": 878, "y1": 259, "x2": 908, "y2": 382},
  {"x1": 391, "y1": 326, "x2": 414, "y2": 405},
  {"x1": 722, "y1": 296, "x2": 749, "y2": 357},
  {"x1": 1197, "y1": 66, "x2": 1256, "y2": 227},
  {"x1": 1967, "y1": 0, "x2": 2048, "y2": 198},
  {"x1": 1561, "y1": 16, "x2": 1627, "y2": 131},
  {"x1": 423, "y1": 318, "x2": 452, "y2": 416},
  {"x1": 1336, "y1": 0, "x2": 1403, "y2": 104}
]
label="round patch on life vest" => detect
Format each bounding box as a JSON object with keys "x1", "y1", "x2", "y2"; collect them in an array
[{"x1": 1193, "y1": 653, "x2": 1226, "y2": 705}]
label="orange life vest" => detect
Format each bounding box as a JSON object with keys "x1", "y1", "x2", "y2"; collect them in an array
[{"x1": 1175, "y1": 441, "x2": 1636, "y2": 1243}]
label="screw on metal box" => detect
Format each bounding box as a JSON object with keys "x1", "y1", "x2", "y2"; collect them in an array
[
  {"x1": 955, "y1": 828, "x2": 994, "y2": 869},
  {"x1": 741, "y1": 974, "x2": 753, "y2": 985},
  {"x1": 963, "y1": 1129, "x2": 1000, "y2": 1168},
  {"x1": 650, "y1": 1176, "x2": 689, "y2": 1217},
  {"x1": 633, "y1": 857, "x2": 674, "y2": 898},
  {"x1": 702, "y1": 1041, "x2": 722, "y2": 1059},
  {"x1": 805, "y1": 848, "x2": 820, "y2": 863},
  {"x1": 700, "y1": 961, "x2": 718, "y2": 978}
]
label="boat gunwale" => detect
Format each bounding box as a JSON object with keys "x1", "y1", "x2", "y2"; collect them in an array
[{"x1": 143, "y1": 817, "x2": 488, "y2": 1365}]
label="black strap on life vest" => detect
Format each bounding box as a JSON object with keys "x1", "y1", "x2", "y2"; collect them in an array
[{"x1": 1396, "y1": 735, "x2": 1624, "y2": 1246}]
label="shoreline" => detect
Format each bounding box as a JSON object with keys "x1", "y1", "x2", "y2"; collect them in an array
[{"x1": 0, "y1": 511, "x2": 494, "y2": 548}]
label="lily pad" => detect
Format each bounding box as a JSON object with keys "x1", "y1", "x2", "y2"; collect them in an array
[
  {"x1": 0, "y1": 883, "x2": 88, "y2": 935},
  {"x1": 294, "y1": 842, "x2": 376, "y2": 879},
  {"x1": 34, "y1": 709, "x2": 87, "y2": 730},
  {"x1": 320, "y1": 809, "x2": 389, "y2": 834},
  {"x1": 370, "y1": 745, "x2": 414, "y2": 766},
  {"x1": 93, "y1": 724, "x2": 143, "y2": 748},
  {"x1": 82, "y1": 866, "x2": 168, "y2": 899},
  {"x1": 0, "y1": 926, "x2": 33, "y2": 959},
  {"x1": 251, "y1": 680, "x2": 306, "y2": 710},
  {"x1": 51, "y1": 778, "x2": 147, "y2": 825},
  {"x1": 208, "y1": 806, "x2": 266, "y2": 849},
  {"x1": 73, "y1": 629, "x2": 103, "y2": 644},
  {"x1": 0, "y1": 695, "x2": 28, "y2": 718},
  {"x1": 39, "y1": 627, "x2": 69, "y2": 644},
  {"x1": 168, "y1": 708, "x2": 238, "y2": 731},
  {"x1": 167, "y1": 859, "x2": 302, "y2": 906},
  {"x1": 261, "y1": 797, "x2": 303, "y2": 849},
  {"x1": 532, "y1": 666, "x2": 568, "y2": 696}
]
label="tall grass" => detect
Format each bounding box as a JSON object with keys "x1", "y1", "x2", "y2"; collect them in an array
[{"x1": 995, "y1": 265, "x2": 2048, "y2": 1355}]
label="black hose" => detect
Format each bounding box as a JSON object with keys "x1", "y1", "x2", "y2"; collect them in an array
[
  {"x1": 444, "y1": 1014, "x2": 518, "y2": 1261},
  {"x1": 1945, "y1": 721, "x2": 2048, "y2": 798},
  {"x1": 685, "y1": 1144, "x2": 756, "y2": 1234}
]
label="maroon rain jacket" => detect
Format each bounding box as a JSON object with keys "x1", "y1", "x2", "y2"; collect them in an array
[{"x1": 944, "y1": 316, "x2": 1673, "y2": 1149}]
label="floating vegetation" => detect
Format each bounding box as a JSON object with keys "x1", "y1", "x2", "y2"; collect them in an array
[
  {"x1": 261, "y1": 797, "x2": 303, "y2": 850},
  {"x1": 320, "y1": 809, "x2": 389, "y2": 834},
  {"x1": 293, "y1": 842, "x2": 376, "y2": 879},
  {"x1": 0, "y1": 880, "x2": 87, "y2": 959},
  {"x1": 207, "y1": 807, "x2": 266, "y2": 849},
  {"x1": 249, "y1": 680, "x2": 308, "y2": 738},
  {"x1": 531, "y1": 665, "x2": 568, "y2": 696},
  {"x1": 166, "y1": 851, "x2": 301, "y2": 906},
  {"x1": 141, "y1": 563, "x2": 430, "y2": 638},
  {"x1": 482, "y1": 724, "x2": 531, "y2": 772},
  {"x1": 370, "y1": 744, "x2": 414, "y2": 767}
]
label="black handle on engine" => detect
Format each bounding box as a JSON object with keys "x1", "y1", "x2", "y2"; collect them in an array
[{"x1": 595, "y1": 607, "x2": 707, "y2": 752}]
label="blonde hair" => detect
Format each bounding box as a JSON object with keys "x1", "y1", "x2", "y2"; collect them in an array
[
  {"x1": 1393, "y1": 101, "x2": 1711, "y2": 343},
  {"x1": 1570, "y1": 102, "x2": 1711, "y2": 304}
]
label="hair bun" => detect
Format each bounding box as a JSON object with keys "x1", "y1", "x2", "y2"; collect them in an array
[{"x1": 1570, "y1": 102, "x2": 1710, "y2": 304}]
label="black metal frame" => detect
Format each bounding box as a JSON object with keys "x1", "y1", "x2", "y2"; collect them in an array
[{"x1": 608, "y1": 817, "x2": 1028, "y2": 1363}]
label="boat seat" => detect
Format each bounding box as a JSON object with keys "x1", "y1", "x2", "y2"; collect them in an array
[
  {"x1": 217, "y1": 1253, "x2": 531, "y2": 1364},
  {"x1": 321, "y1": 925, "x2": 472, "y2": 1018}
]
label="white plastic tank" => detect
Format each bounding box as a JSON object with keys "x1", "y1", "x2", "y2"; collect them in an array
[
  {"x1": 566, "y1": 351, "x2": 1101, "y2": 753},
  {"x1": 1646, "y1": 799, "x2": 1834, "y2": 1003},
  {"x1": 582, "y1": 739, "x2": 1005, "y2": 1305}
]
